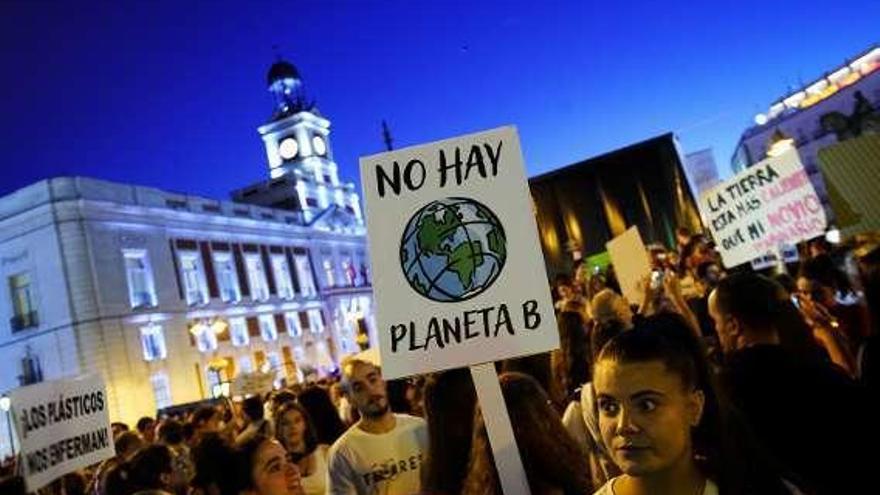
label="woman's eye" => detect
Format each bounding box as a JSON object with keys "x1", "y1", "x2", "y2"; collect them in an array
[
  {"x1": 639, "y1": 399, "x2": 657, "y2": 412},
  {"x1": 599, "y1": 401, "x2": 619, "y2": 415}
]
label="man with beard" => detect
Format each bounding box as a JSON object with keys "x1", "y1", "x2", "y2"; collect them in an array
[{"x1": 327, "y1": 358, "x2": 428, "y2": 495}]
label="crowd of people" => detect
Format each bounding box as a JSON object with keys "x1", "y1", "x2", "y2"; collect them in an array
[{"x1": 2, "y1": 227, "x2": 879, "y2": 495}]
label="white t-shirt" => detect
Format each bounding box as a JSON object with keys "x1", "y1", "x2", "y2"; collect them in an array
[
  {"x1": 302, "y1": 445, "x2": 329, "y2": 495},
  {"x1": 326, "y1": 414, "x2": 428, "y2": 495},
  {"x1": 593, "y1": 476, "x2": 719, "y2": 495}
]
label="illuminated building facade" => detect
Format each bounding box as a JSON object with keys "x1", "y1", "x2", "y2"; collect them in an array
[
  {"x1": 530, "y1": 133, "x2": 702, "y2": 277},
  {"x1": 0, "y1": 59, "x2": 373, "y2": 447},
  {"x1": 731, "y1": 45, "x2": 880, "y2": 218}
]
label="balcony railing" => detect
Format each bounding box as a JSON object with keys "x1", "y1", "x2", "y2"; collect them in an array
[{"x1": 10, "y1": 311, "x2": 39, "y2": 332}]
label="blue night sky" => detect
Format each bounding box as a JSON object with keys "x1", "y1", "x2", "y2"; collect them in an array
[{"x1": 1, "y1": 0, "x2": 877, "y2": 199}]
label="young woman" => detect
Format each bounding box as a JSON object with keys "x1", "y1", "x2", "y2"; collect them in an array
[
  {"x1": 421, "y1": 368, "x2": 478, "y2": 495},
  {"x1": 591, "y1": 315, "x2": 797, "y2": 495},
  {"x1": 463, "y1": 372, "x2": 591, "y2": 495},
  {"x1": 274, "y1": 402, "x2": 329, "y2": 495},
  {"x1": 104, "y1": 444, "x2": 175, "y2": 495},
  {"x1": 235, "y1": 434, "x2": 305, "y2": 495}
]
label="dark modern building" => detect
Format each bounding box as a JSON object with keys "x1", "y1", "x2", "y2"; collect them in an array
[{"x1": 529, "y1": 133, "x2": 702, "y2": 277}]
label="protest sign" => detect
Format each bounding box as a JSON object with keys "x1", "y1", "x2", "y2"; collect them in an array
[
  {"x1": 361, "y1": 126, "x2": 556, "y2": 494},
  {"x1": 9, "y1": 374, "x2": 114, "y2": 492},
  {"x1": 231, "y1": 371, "x2": 275, "y2": 397},
  {"x1": 359, "y1": 126, "x2": 559, "y2": 379},
  {"x1": 699, "y1": 149, "x2": 827, "y2": 268},
  {"x1": 606, "y1": 226, "x2": 652, "y2": 306}
]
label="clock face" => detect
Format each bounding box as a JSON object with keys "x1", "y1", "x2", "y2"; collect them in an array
[
  {"x1": 312, "y1": 135, "x2": 327, "y2": 156},
  {"x1": 278, "y1": 137, "x2": 299, "y2": 160}
]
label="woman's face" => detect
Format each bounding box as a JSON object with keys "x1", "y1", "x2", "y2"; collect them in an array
[
  {"x1": 278, "y1": 409, "x2": 307, "y2": 450},
  {"x1": 251, "y1": 439, "x2": 302, "y2": 495},
  {"x1": 594, "y1": 359, "x2": 704, "y2": 477}
]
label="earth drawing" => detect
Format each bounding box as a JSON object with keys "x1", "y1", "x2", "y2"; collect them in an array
[{"x1": 400, "y1": 197, "x2": 507, "y2": 302}]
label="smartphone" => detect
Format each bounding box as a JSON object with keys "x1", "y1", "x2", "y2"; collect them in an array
[{"x1": 791, "y1": 294, "x2": 800, "y2": 309}]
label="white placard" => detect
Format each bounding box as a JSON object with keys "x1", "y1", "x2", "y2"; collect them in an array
[
  {"x1": 231, "y1": 371, "x2": 275, "y2": 397},
  {"x1": 605, "y1": 226, "x2": 652, "y2": 307},
  {"x1": 699, "y1": 149, "x2": 827, "y2": 268},
  {"x1": 10, "y1": 374, "x2": 114, "y2": 492},
  {"x1": 359, "y1": 126, "x2": 559, "y2": 379}
]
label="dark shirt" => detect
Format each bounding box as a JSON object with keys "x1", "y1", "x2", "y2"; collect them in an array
[{"x1": 720, "y1": 344, "x2": 876, "y2": 494}]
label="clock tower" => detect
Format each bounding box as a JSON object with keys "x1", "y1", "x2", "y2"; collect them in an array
[{"x1": 232, "y1": 57, "x2": 362, "y2": 226}]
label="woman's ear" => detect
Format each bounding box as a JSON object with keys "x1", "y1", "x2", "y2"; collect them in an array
[{"x1": 688, "y1": 389, "x2": 705, "y2": 427}]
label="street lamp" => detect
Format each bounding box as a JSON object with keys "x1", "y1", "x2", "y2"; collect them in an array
[{"x1": 0, "y1": 395, "x2": 13, "y2": 457}]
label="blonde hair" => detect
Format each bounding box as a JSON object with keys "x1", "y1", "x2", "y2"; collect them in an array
[{"x1": 339, "y1": 357, "x2": 380, "y2": 393}]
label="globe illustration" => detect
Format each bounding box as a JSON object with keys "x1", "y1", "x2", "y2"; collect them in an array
[{"x1": 400, "y1": 197, "x2": 507, "y2": 302}]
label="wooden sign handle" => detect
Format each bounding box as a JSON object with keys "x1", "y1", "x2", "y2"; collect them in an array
[{"x1": 470, "y1": 362, "x2": 531, "y2": 495}]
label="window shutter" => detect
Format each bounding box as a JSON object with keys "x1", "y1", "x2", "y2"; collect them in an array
[
  {"x1": 233, "y1": 245, "x2": 250, "y2": 297},
  {"x1": 200, "y1": 241, "x2": 219, "y2": 299},
  {"x1": 169, "y1": 240, "x2": 184, "y2": 300},
  {"x1": 274, "y1": 314, "x2": 287, "y2": 334},
  {"x1": 285, "y1": 247, "x2": 301, "y2": 294},
  {"x1": 247, "y1": 317, "x2": 260, "y2": 337},
  {"x1": 261, "y1": 246, "x2": 277, "y2": 295}
]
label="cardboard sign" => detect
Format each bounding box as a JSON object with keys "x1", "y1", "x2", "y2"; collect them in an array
[
  {"x1": 605, "y1": 227, "x2": 652, "y2": 306},
  {"x1": 699, "y1": 150, "x2": 827, "y2": 268},
  {"x1": 359, "y1": 126, "x2": 558, "y2": 379},
  {"x1": 231, "y1": 371, "x2": 275, "y2": 397},
  {"x1": 10, "y1": 374, "x2": 114, "y2": 492}
]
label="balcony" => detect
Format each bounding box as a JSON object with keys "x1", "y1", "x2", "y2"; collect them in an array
[{"x1": 10, "y1": 311, "x2": 39, "y2": 332}]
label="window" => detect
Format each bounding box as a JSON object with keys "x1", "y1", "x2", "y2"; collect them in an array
[
  {"x1": 9, "y1": 272, "x2": 38, "y2": 331},
  {"x1": 298, "y1": 311, "x2": 310, "y2": 333},
  {"x1": 124, "y1": 251, "x2": 157, "y2": 308},
  {"x1": 140, "y1": 324, "x2": 167, "y2": 361},
  {"x1": 267, "y1": 352, "x2": 282, "y2": 373},
  {"x1": 246, "y1": 255, "x2": 270, "y2": 301},
  {"x1": 230, "y1": 317, "x2": 248, "y2": 347},
  {"x1": 214, "y1": 253, "x2": 240, "y2": 303},
  {"x1": 179, "y1": 252, "x2": 208, "y2": 306},
  {"x1": 294, "y1": 255, "x2": 317, "y2": 296},
  {"x1": 259, "y1": 314, "x2": 278, "y2": 341},
  {"x1": 285, "y1": 312, "x2": 302, "y2": 337},
  {"x1": 308, "y1": 309, "x2": 325, "y2": 334},
  {"x1": 272, "y1": 256, "x2": 294, "y2": 299},
  {"x1": 239, "y1": 355, "x2": 254, "y2": 373},
  {"x1": 150, "y1": 374, "x2": 172, "y2": 410},
  {"x1": 323, "y1": 259, "x2": 336, "y2": 287},
  {"x1": 267, "y1": 351, "x2": 284, "y2": 387},
  {"x1": 342, "y1": 259, "x2": 356, "y2": 286},
  {"x1": 193, "y1": 323, "x2": 218, "y2": 352},
  {"x1": 19, "y1": 350, "x2": 43, "y2": 385},
  {"x1": 306, "y1": 197, "x2": 318, "y2": 207}
]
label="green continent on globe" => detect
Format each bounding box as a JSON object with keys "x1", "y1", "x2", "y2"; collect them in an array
[
  {"x1": 448, "y1": 241, "x2": 484, "y2": 288},
  {"x1": 417, "y1": 206, "x2": 461, "y2": 256},
  {"x1": 415, "y1": 203, "x2": 489, "y2": 290}
]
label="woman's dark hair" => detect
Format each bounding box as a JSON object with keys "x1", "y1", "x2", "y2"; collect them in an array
[
  {"x1": 386, "y1": 378, "x2": 413, "y2": 414},
  {"x1": 297, "y1": 385, "x2": 347, "y2": 445},
  {"x1": 242, "y1": 395, "x2": 265, "y2": 421},
  {"x1": 234, "y1": 434, "x2": 274, "y2": 491},
  {"x1": 191, "y1": 405, "x2": 218, "y2": 426},
  {"x1": 462, "y1": 372, "x2": 590, "y2": 495},
  {"x1": 590, "y1": 317, "x2": 626, "y2": 364},
  {"x1": 157, "y1": 418, "x2": 184, "y2": 445},
  {"x1": 191, "y1": 432, "x2": 238, "y2": 495},
  {"x1": 422, "y1": 369, "x2": 477, "y2": 495},
  {"x1": 105, "y1": 444, "x2": 173, "y2": 495},
  {"x1": 500, "y1": 353, "x2": 564, "y2": 412},
  {"x1": 555, "y1": 311, "x2": 590, "y2": 398},
  {"x1": 275, "y1": 401, "x2": 319, "y2": 462},
  {"x1": 800, "y1": 253, "x2": 853, "y2": 295},
  {"x1": 596, "y1": 314, "x2": 796, "y2": 495}
]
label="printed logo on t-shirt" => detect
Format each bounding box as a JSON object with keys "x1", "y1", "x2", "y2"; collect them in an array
[{"x1": 360, "y1": 453, "x2": 423, "y2": 487}]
